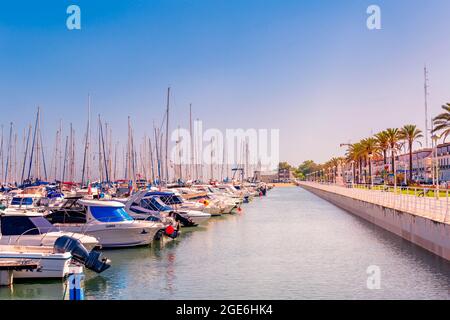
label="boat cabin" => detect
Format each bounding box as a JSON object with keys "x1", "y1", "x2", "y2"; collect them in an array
[
  {"x1": 46, "y1": 198, "x2": 133, "y2": 224},
  {"x1": 0, "y1": 212, "x2": 57, "y2": 236}
]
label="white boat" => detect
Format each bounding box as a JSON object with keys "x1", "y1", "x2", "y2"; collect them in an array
[
  {"x1": 0, "y1": 211, "x2": 100, "y2": 250},
  {"x1": 45, "y1": 198, "x2": 163, "y2": 248},
  {"x1": 152, "y1": 191, "x2": 211, "y2": 225},
  {"x1": 191, "y1": 185, "x2": 238, "y2": 214},
  {"x1": 0, "y1": 235, "x2": 111, "y2": 279},
  {"x1": 0, "y1": 244, "x2": 72, "y2": 279}
]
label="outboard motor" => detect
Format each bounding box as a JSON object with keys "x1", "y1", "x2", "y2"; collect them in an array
[
  {"x1": 173, "y1": 212, "x2": 197, "y2": 227},
  {"x1": 54, "y1": 236, "x2": 111, "y2": 273}
]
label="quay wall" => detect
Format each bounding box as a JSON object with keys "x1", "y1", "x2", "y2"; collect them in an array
[{"x1": 300, "y1": 184, "x2": 450, "y2": 261}]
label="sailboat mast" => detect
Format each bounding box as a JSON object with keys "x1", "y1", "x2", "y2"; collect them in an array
[
  {"x1": 20, "y1": 125, "x2": 31, "y2": 184},
  {"x1": 189, "y1": 103, "x2": 194, "y2": 180},
  {"x1": 165, "y1": 87, "x2": 170, "y2": 183},
  {"x1": 127, "y1": 117, "x2": 131, "y2": 181},
  {"x1": 27, "y1": 108, "x2": 40, "y2": 181},
  {"x1": 81, "y1": 95, "x2": 91, "y2": 186},
  {"x1": 98, "y1": 116, "x2": 103, "y2": 182},
  {"x1": 62, "y1": 136, "x2": 68, "y2": 182},
  {"x1": 4, "y1": 122, "x2": 12, "y2": 184},
  {"x1": 149, "y1": 137, "x2": 155, "y2": 183},
  {"x1": 154, "y1": 126, "x2": 161, "y2": 183},
  {"x1": 99, "y1": 116, "x2": 109, "y2": 183},
  {"x1": 58, "y1": 120, "x2": 63, "y2": 182},
  {"x1": 39, "y1": 115, "x2": 48, "y2": 181},
  {"x1": 113, "y1": 141, "x2": 118, "y2": 182}
]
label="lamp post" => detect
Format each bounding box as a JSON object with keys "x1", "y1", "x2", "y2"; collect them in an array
[
  {"x1": 328, "y1": 167, "x2": 331, "y2": 184},
  {"x1": 368, "y1": 153, "x2": 373, "y2": 188},
  {"x1": 351, "y1": 160, "x2": 355, "y2": 188},
  {"x1": 403, "y1": 145, "x2": 407, "y2": 185},
  {"x1": 393, "y1": 148, "x2": 397, "y2": 193},
  {"x1": 432, "y1": 134, "x2": 439, "y2": 197},
  {"x1": 333, "y1": 166, "x2": 336, "y2": 184}
]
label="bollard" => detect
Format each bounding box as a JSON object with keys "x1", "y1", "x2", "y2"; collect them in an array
[
  {"x1": 0, "y1": 270, "x2": 13, "y2": 286},
  {"x1": 65, "y1": 268, "x2": 85, "y2": 300}
]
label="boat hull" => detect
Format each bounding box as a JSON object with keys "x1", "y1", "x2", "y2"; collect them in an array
[
  {"x1": 52, "y1": 223, "x2": 160, "y2": 248},
  {"x1": 0, "y1": 251, "x2": 72, "y2": 279}
]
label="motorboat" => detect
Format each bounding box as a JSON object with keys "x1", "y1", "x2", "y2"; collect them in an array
[
  {"x1": 149, "y1": 191, "x2": 211, "y2": 225},
  {"x1": 45, "y1": 197, "x2": 163, "y2": 248},
  {"x1": 121, "y1": 191, "x2": 180, "y2": 239},
  {"x1": 124, "y1": 190, "x2": 194, "y2": 228},
  {"x1": 171, "y1": 187, "x2": 225, "y2": 216},
  {"x1": 215, "y1": 184, "x2": 248, "y2": 203},
  {"x1": 0, "y1": 245, "x2": 73, "y2": 278},
  {"x1": 190, "y1": 185, "x2": 238, "y2": 214},
  {"x1": 0, "y1": 235, "x2": 110, "y2": 279},
  {"x1": 0, "y1": 210, "x2": 100, "y2": 250},
  {"x1": 5, "y1": 194, "x2": 46, "y2": 212}
]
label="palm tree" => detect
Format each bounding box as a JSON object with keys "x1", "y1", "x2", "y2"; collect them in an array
[
  {"x1": 375, "y1": 131, "x2": 389, "y2": 164},
  {"x1": 329, "y1": 157, "x2": 342, "y2": 183},
  {"x1": 432, "y1": 103, "x2": 450, "y2": 141},
  {"x1": 346, "y1": 142, "x2": 364, "y2": 184},
  {"x1": 361, "y1": 137, "x2": 379, "y2": 184},
  {"x1": 400, "y1": 125, "x2": 423, "y2": 181},
  {"x1": 385, "y1": 128, "x2": 402, "y2": 179}
]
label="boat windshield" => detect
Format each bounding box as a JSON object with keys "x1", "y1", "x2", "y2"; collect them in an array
[
  {"x1": 11, "y1": 197, "x2": 33, "y2": 206},
  {"x1": 159, "y1": 195, "x2": 184, "y2": 205},
  {"x1": 30, "y1": 217, "x2": 59, "y2": 233},
  {"x1": 90, "y1": 206, "x2": 133, "y2": 222},
  {"x1": 140, "y1": 197, "x2": 172, "y2": 212}
]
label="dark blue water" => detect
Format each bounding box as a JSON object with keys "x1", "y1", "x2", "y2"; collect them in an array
[{"x1": 1, "y1": 187, "x2": 449, "y2": 299}]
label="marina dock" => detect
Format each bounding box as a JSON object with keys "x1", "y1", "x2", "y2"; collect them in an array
[{"x1": 0, "y1": 260, "x2": 39, "y2": 286}]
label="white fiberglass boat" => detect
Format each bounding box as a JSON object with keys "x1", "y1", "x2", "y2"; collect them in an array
[
  {"x1": 0, "y1": 245, "x2": 72, "y2": 279},
  {"x1": 154, "y1": 191, "x2": 211, "y2": 225},
  {"x1": 45, "y1": 198, "x2": 163, "y2": 248}
]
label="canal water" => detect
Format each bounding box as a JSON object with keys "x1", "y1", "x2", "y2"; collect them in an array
[{"x1": 1, "y1": 187, "x2": 449, "y2": 299}]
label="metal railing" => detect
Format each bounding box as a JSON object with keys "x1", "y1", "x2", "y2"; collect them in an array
[{"x1": 299, "y1": 182, "x2": 450, "y2": 224}]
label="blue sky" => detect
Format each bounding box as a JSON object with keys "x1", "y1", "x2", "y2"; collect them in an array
[{"x1": 1, "y1": 0, "x2": 450, "y2": 167}]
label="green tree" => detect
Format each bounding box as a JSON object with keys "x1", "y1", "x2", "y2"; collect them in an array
[
  {"x1": 375, "y1": 130, "x2": 389, "y2": 164},
  {"x1": 400, "y1": 125, "x2": 423, "y2": 181},
  {"x1": 346, "y1": 142, "x2": 364, "y2": 183},
  {"x1": 278, "y1": 162, "x2": 292, "y2": 170},
  {"x1": 432, "y1": 103, "x2": 450, "y2": 143},
  {"x1": 385, "y1": 128, "x2": 402, "y2": 177},
  {"x1": 361, "y1": 137, "x2": 380, "y2": 184}
]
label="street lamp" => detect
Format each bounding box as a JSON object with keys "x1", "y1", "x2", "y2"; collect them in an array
[
  {"x1": 350, "y1": 160, "x2": 355, "y2": 188},
  {"x1": 368, "y1": 153, "x2": 373, "y2": 188},
  {"x1": 392, "y1": 148, "x2": 397, "y2": 193},
  {"x1": 333, "y1": 166, "x2": 336, "y2": 184},
  {"x1": 432, "y1": 134, "x2": 439, "y2": 196}
]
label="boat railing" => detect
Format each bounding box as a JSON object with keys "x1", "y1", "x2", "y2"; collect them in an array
[{"x1": 12, "y1": 227, "x2": 42, "y2": 245}]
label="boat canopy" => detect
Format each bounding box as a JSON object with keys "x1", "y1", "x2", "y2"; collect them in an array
[{"x1": 0, "y1": 215, "x2": 57, "y2": 235}]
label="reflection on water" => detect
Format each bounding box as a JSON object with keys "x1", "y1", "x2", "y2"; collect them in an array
[{"x1": 1, "y1": 187, "x2": 449, "y2": 300}]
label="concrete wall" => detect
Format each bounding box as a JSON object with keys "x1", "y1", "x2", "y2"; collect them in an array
[{"x1": 301, "y1": 184, "x2": 450, "y2": 261}]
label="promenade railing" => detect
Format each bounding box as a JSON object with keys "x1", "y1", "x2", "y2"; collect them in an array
[{"x1": 299, "y1": 181, "x2": 450, "y2": 224}]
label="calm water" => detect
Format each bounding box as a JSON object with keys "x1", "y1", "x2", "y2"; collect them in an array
[{"x1": 1, "y1": 187, "x2": 449, "y2": 300}]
